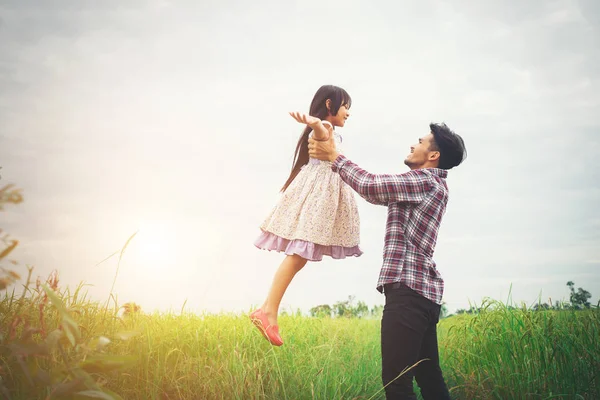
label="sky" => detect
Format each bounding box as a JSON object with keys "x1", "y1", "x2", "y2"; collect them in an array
[{"x1": 1, "y1": 0, "x2": 599, "y2": 315}]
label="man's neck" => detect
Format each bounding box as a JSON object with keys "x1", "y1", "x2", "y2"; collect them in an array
[{"x1": 410, "y1": 162, "x2": 439, "y2": 171}]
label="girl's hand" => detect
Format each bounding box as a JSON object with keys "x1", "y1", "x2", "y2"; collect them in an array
[
  {"x1": 289, "y1": 111, "x2": 332, "y2": 140},
  {"x1": 289, "y1": 111, "x2": 321, "y2": 128}
]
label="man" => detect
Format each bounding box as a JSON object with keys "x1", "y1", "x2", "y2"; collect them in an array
[{"x1": 308, "y1": 122, "x2": 466, "y2": 399}]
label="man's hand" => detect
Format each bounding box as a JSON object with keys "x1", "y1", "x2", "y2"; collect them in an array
[{"x1": 308, "y1": 135, "x2": 339, "y2": 162}]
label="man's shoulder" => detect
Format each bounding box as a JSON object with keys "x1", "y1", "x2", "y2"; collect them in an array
[
  {"x1": 402, "y1": 168, "x2": 447, "y2": 180},
  {"x1": 417, "y1": 169, "x2": 449, "y2": 196}
]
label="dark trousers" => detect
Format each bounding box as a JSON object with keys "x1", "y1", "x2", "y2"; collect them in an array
[{"x1": 381, "y1": 283, "x2": 451, "y2": 400}]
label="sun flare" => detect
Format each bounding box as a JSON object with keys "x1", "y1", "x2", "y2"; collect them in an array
[{"x1": 129, "y1": 221, "x2": 178, "y2": 271}]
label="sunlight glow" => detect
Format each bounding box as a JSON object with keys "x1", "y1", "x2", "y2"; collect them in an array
[{"x1": 129, "y1": 220, "x2": 179, "y2": 272}]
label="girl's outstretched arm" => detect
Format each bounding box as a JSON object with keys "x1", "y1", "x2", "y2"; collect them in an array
[{"x1": 289, "y1": 112, "x2": 332, "y2": 141}]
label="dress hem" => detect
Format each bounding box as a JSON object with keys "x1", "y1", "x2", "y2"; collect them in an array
[{"x1": 254, "y1": 231, "x2": 363, "y2": 262}]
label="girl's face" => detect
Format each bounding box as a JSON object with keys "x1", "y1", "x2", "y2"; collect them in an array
[{"x1": 325, "y1": 100, "x2": 351, "y2": 128}]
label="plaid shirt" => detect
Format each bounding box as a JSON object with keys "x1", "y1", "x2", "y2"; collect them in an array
[{"x1": 332, "y1": 155, "x2": 449, "y2": 305}]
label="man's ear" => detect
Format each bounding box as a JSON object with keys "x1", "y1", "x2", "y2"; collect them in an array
[{"x1": 429, "y1": 151, "x2": 440, "y2": 162}]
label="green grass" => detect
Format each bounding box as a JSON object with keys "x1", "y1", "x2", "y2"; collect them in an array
[
  {"x1": 111, "y1": 313, "x2": 382, "y2": 400},
  {"x1": 439, "y1": 305, "x2": 600, "y2": 399},
  {"x1": 1, "y1": 281, "x2": 598, "y2": 399}
]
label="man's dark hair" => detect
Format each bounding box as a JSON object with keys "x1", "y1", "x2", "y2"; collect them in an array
[{"x1": 429, "y1": 123, "x2": 467, "y2": 170}]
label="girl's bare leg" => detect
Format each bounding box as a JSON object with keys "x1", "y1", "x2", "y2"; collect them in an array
[{"x1": 261, "y1": 254, "x2": 308, "y2": 326}]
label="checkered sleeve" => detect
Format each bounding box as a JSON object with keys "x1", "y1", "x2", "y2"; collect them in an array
[{"x1": 332, "y1": 155, "x2": 433, "y2": 205}]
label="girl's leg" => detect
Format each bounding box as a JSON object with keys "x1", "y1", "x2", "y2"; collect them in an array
[{"x1": 261, "y1": 254, "x2": 308, "y2": 326}]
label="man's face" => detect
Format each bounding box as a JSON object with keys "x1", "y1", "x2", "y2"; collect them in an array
[{"x1": 404, "y1": 133, "x2": 438, "y2": 169}]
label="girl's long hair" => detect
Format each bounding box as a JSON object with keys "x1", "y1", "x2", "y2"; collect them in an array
[{"x1": 280, "y1": 85, "x2": 352, "y2": 192}]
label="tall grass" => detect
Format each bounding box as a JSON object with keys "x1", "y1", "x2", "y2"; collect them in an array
[
  {"x1": 1, "y1": 279, "x2": 382, "y2": 399},
  {"x1": 1, "y1": 279, "x2": 598, "y2": 399},
  {"x1": 440, "y1": 301, "x2": 599, "y2": 399}
]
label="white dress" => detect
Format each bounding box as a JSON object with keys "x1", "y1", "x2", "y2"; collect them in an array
[{"x1": 254, "y1": 129, "x2": 362, "y2": 261}]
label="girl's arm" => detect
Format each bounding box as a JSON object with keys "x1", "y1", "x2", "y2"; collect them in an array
[{"x1": 289, "y1": 112, "x2": 332, "y2": 141}]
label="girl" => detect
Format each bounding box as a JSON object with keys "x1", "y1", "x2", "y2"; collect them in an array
[{"x1": 250, "y1": 85, "x2": 362, "y2": 346}]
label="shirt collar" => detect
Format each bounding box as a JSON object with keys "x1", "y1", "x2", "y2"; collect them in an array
[{"x1": 425, "y1": 168, "x2": 448, "y2": 178}]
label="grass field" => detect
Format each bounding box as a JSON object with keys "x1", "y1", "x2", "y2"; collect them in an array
[{"x1": 1, "y1": 277, "x2": 598, "y2": 400}]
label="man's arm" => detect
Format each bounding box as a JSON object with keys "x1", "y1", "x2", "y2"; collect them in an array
[
  {"x1": 307, "y1": 136, "x2": 432, "y2": 205},
  {"x1": 332, "y1": 155, "x2": 432, "y2": 206}
]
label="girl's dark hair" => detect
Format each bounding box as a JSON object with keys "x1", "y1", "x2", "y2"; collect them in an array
[
  {"x1": 429, "y1": 123, "x2": 467, "y2": 170},
  {"x1": 281, "y1": 85, "x2": 352, "y2": 192}
]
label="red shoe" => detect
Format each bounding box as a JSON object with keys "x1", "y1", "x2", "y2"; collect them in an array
[{"x1": 249, "y1": 309, "x2": 283, "y2": 346}]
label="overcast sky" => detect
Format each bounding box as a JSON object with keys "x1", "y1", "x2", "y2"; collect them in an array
[{"x1": 1, "y1": 0, "x2": 598, "y2": 315}]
